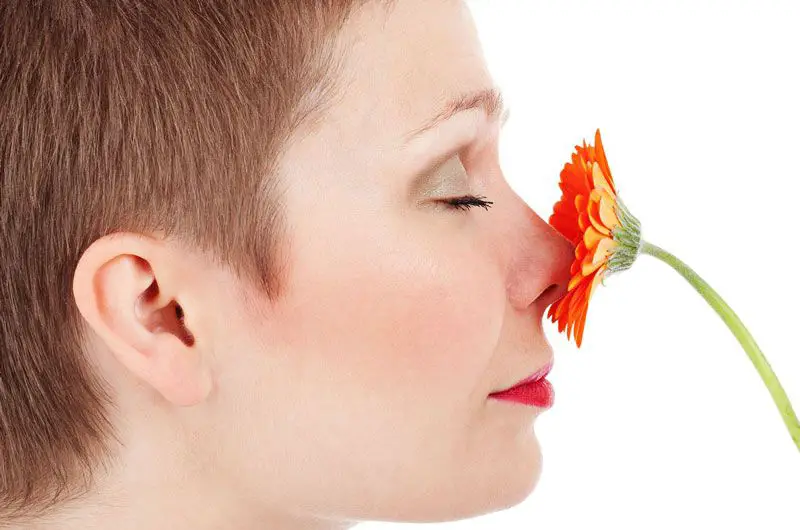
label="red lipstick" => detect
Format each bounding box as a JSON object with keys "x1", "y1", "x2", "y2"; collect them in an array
[{"x1": 489, "y1": 362, "x2": 554, "y2": 408}]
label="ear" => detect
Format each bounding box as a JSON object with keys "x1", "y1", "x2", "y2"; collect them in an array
[{"x1": 72, "y1": 232, "x2": 213, "y2": 406}]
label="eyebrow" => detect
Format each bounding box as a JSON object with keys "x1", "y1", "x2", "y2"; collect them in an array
[{"x1": 402, "y1": 87, "x2": 507, "y2": 143}]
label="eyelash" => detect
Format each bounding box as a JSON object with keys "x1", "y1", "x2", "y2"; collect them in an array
[{"x1": 441, "y1": 194, "x2": 494, "y2": 212}]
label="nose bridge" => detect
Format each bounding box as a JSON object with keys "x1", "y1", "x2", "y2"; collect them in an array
[{"x1": 501, "y1": 189, "x2": 575, "y2": 312}]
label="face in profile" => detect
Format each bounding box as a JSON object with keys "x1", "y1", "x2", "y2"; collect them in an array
[
  {"x1": 72, "y1": 0, "x2": 575, "y2": 527},
  {"x1": 230, "y1": 0, "x2": 573, "y2": 520}
]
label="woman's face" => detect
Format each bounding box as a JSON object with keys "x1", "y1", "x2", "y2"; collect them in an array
[{"x1": 210, "y1": 0, "x2": 574, "y2": 523}]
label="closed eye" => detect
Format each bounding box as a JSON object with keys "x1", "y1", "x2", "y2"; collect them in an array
[{"x1": 440, "y1": 194, "x2": 494, "y2": 212}]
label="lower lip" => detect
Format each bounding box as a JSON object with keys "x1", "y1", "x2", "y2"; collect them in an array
[{"x1": 489, "y1": 377, "x2": 554, "y2": 408}]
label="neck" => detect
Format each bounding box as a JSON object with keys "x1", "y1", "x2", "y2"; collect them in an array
[
  {"x1": 5, "y1": 403, "x2": 357, "y2": 530},
  {"x1": 13, "y1": 468, "x2": 357, "y2": 530},
  {"x1": 5, "y1": 346, "x2": 360, "y2": 530}
]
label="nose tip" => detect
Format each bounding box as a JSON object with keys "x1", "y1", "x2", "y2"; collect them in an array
[
  {"x1": 506, "y1": 229, "x2": 575, "y2": 312},
  {"x1": 502, "y1": 187, "x2": 577, "y2": 313}
]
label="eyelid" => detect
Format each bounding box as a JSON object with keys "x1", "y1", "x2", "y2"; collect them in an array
[
  {"x1": 408, "y1": 144, "x2": 466, "y2": 197},
  {"x1": 408, "y1": 112, "x2": 502, "y2": 201},
  {"x1": 421, "y1": 153, "x2": 471, "y2": 198}
]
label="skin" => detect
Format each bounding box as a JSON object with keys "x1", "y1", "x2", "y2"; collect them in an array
[{"x1": 54, "y1": 0, "x2": 575, "y2": 529}]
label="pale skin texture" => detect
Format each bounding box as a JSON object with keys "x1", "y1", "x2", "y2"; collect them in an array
[{"x1": 40, "y1": 1, "x2": 575, "y2": 529}]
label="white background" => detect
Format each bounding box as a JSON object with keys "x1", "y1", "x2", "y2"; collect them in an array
[{"x1": 362, "y1": 1, "x2": 800, "y2": 529}]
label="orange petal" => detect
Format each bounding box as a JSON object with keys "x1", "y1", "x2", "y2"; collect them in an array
[
  {"x1": 575, "y1": 157, "x2": 593, "y2": 192},
  {"x1": 550, "y1": 214, "x2": 581, "y2": 244},
  {"x1": 577, "y1": 212, "x2": 590, "y2": 232},
  {"x1": 551, "y1": 299, "x2": 570, "y2": 332},
  {"x1": 598, "y1": 192, "x2": 620, "y2": 230},
  {"x1": 581, "y1": 253, "x2": 603, "y2": 276},
  {"x1": 571, "y1": 271, "x2": 600, "y2": 315},
  {"x1": 564, "y1": 161, "x2": 591, "y2": 195},
  {"x1": 559, "y1": 174, "x2": 583, "y2": 197},
  {"x1": 586, "y1": 197, "x2": 611, "y2": 236},
  {"x1": 587, "y1": 267, "x2": 604, "y2": 298},
  {"x1": 547, "y1": 296, "x2": 567, "y2": 316},
  {"x1": 557, "y1": 312, "x2": 568, "y2": 333},
  {"x1": 553, "y1": 199, "x2": 575, "y2": 215},
  {"x1": 593, "y1": 129, "x2": 616, "y2": 194},
  {"x1": 568, "y1": 272, "x2": 583, "y2": 291},
  {"x1": 570, "y1": 259, "x2": 581, "y2": 276},
  {"x1": 591, "y1": 162, "x2": 614, "y2": 196},
  {"x1": 574, "y1": 194, "x2": 588, "y2": 212},
  {"x1": 568, "y1": 281, "x2": 589, "y2": 315},
  {"x1": 583, "y1": 225, "x2": 605, "y2": 250},
  {"x1": 547, "y1": 301, "x2": 560, "y2": 322},
  {"x1": 556, "y1": 291, "x2": 573, "y2": 316},
  {"x1": 575, "y1": 304, "x2": 588, "y2": 347},
  {"x1": 582, "y1": 239, "x2": 615, "y2": 276},
  {"x1": 559, "y1": 179, "x2": 582, "y2": 197},
  {"x1": 593, "y1": 238, "x2": 616, "y2": 264},
  {"x1": 574, "y1": 240, "x2": 588, "y2": 261},
  {"x1": 547, "y1": 299, "x2": 560, "y2": 322}
]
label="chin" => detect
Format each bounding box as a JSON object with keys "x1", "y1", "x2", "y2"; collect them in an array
[{"x1": 377, "y1": 436, "x2": 544, "y2": 524}]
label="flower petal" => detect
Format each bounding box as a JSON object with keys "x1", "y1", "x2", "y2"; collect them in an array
[
  {"x1": 568, "y1": 272, "x2": 583, "y2": 291},
  {"x1": 586, "y1": 193, "x2": 611, "y2": 234},
  {"x1": 581, "y1": 254, "x2": 603, "y2": 276},
  {"x1": 588, "y1": 267, "x2": 604, "y2": 297},
  {"x1": 577, "y1": 212, "x2": 590, "y2": 232},
  {"x1": 583, "y1": 225, "x2": 605, "y2": 250},
  {"x1": 559, "y1": 179, "x2": 582, "y2": 197},
  {"x1": 550, "y1": 213, "x2": 581, "y2": 244},
  {"x1": 549, "y1": 297, "x2": 570, "y2": 331},
  {"x1": 598, "y1": 192, "x2": 620, "y2": 230},
  {"x1": 575, "y1": 303, "x2": 588, "y2": 347},
  {"x1": 574, "y1": 194, "x2": 588, "y2": 212},
  {"x1": 550, "y1": 199, "x2": 583, "y2": 244},
  {"x1": 591, "y1": 162, "x2": 614, "y2": 196},
  {"x1": 572, "y1": 305, "x2": 585, "y2": 345},
  {"x1": 574, "y1": 239, "x2": 588, "y2": 261},
  {"x1": 573, "y1": 272, "x2": 603, "y2": 347},
  {"x1": 593, "y1": 129, "x2": 617, "y2": 194},
  {"x1": 593, "y1": 238, "x2": 616, "y2": 265},
  {"x1": 564, "y1": 159, "x2": 591, "y2": 195},
  {"x1": 568, "y1": 280, "x2": 589, "y2": 315}
]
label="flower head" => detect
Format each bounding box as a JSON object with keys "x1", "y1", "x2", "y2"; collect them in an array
[{"x1": 546, "y1": 129, "x2": 642, "y2": 347}]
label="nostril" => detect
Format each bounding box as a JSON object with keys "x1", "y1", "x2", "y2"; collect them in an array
[
  {"x1": 539, "y1": 283, "x2": 565, "y2": 308},
  {"x1": 541, "y1": 284, "x2": 557, "y2": 299}
]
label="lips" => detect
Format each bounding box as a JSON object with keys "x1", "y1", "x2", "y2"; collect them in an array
[{"x1": 490, "y1": 359, "x2": 553, "y2": 394}]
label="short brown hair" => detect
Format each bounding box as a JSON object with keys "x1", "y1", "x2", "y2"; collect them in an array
[{"x1": 0, "y1": 0, "x2": 388, "y2": 523}]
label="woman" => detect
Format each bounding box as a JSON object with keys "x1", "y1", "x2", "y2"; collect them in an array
[{"x1": 0, "y1": 0, "x2": 574, "y2": 528}]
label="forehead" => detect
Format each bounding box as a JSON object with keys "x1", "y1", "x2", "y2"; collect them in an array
[{"x1": 323, "y1": 0, "x2": 494, "y2": 145}]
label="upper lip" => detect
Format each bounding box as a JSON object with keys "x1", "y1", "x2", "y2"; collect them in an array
[{"x1": 490, "y1": 358, "x2": 554, "y2": 394}]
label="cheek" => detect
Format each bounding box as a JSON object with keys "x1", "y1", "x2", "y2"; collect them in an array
[
  {"x1": 287, "y1": 221, "x2": 506, "y2": 408},
  {"x1": 373, "y1": 259, "x2": 501, "y2": 397},
  {"x1": 222, "y1": 209, "x2": 511, "y2": 509}
]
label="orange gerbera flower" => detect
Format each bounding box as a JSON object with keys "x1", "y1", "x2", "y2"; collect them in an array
[
  {"x1": 541, "y1": 129, "x2": 800, "y2": 452},
  {"x1": 546, "y1": 129, "x2": 641, "y2": 347}
]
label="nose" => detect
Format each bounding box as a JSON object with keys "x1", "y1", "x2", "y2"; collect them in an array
[{"x1": 504, "y1": 198, "x2": 575, "y2": 314}]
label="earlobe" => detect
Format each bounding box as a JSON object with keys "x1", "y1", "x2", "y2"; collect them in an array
[{"x1": 72, "y1": 232, "x2": 213, "y2": 407}]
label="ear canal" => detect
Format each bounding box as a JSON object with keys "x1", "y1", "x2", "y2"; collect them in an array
[
  {"x1": 135, "y1": 274, "x2": 195, "y2": 347},
  {"x1": 174, "y1": 303, "x2": 196, "y2": 346}
]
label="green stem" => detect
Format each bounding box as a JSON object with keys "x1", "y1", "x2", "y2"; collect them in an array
[{"x1": 639, "y1": 240, "x2": 800, "y2": 453}]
